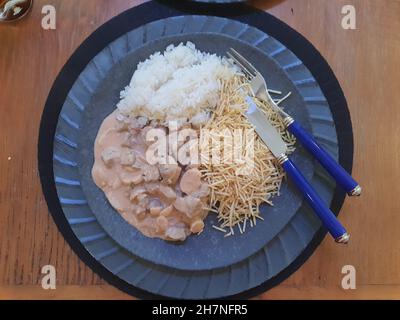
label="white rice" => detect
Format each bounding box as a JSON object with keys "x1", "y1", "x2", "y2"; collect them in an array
[{"x1": 117, "y1": 42, "x2": 237, "y2": 126}]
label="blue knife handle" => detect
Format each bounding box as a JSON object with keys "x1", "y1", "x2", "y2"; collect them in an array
[
  {"x1": 281, "y1": 157, "x2": 349, "y2": 243},
  {"x1": 287, "y1": 120, "x2": 361, "y2": 196}
]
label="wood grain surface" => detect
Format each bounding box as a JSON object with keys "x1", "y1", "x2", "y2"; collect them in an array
[{"x1": 0, "y1": 0, "x2": 399, "y2": 299}]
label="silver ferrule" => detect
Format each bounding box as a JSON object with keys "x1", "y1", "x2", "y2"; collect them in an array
[
  {"x1": 277, "y1": 154, "x2": 289, "y2": 165},
  {"x1": 348, "y1": 185, "x2": 362, "y2": 197},
  {"x1": 335, "y1": 232, "x2": 350, "y2": 244},
  {"x1": 283, "y1": 116, "x2": 294, "y2": 127}
]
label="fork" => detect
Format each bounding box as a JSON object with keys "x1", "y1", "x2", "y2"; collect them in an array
[{"x1": 227, "y1": 48, "x2": 361, "y2": 197}]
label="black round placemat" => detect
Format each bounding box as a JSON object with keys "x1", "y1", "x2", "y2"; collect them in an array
[{"x1": 38, "y1": 1, "x2": 353, "y2": 299}]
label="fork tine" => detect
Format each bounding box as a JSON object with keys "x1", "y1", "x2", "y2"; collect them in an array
[
  {"x1": 229, "y1": 48, "x2": 260, "y2": 77},
  {"x1": 227, "y1": 52, "x2": 253, "y2": 78},
  {"x1": 227, "y1": 52, "x2": 255, "y2": 79}
]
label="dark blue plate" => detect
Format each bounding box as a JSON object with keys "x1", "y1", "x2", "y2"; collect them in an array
[
  {"x1": 76, "y1": 32, "x2": 315, "y2": 271},
  {"x1": 43, "y1": 11, "x2": 348, "y2": 299}
]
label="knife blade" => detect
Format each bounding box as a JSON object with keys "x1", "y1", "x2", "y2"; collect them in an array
[{"x1": 245, "y1": 96, "x2": 287, "y2": 160}]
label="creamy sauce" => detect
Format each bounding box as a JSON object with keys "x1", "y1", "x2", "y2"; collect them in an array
[{"x1": 92, "y1": 110, "x2": 209, "y2": 241}]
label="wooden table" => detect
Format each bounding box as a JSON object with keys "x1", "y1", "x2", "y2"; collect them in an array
[{"x1": 0, "y1": 0, "x2": 399, "y2": 300}]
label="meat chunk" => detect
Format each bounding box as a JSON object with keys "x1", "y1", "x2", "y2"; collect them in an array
[
  {"x1": 156, "y1": 216, "x2": 169, "y2": 232},
  {"x1": 101, "y1": 147, "x2": 120, "y2": 167},
  {"x1": 180, "y1": 168, "x2": 202, "y2": 194},
  {"x1": 158, "y1": 185, "x2": 177, "y2": 203},
  {"x1": 165, "y1": 226, "x2": 187, "y2": 241},
  {"x1": 160, "y1": 205, "x2": 173, "y2": 217},
  {"x1": 131, "y1": 204, "x2": 146, "y2": 218},
  {"x1": 145, "y1": 182, "x2": 159, "y2": 194},
  {"x1": 120, "y1": 150, "x2": 136, "y2": 166},
  {"x1": 149, "y1": 206, "x2": 163, "y2": 217},
  {"x1": 190, "y1": 219, "x2": 205, "y2": 234},
  {"x1": 137, "y1": 193, "x2": 149, "y2": 207},
  {"x1": 173, "y1": 195, "x2": 203, "y2": 218},
  {"x1": 159, "y1": 164, "x2": 181, "y2": 185},
  {"x1": 184, "y1": 196, "x2": 203, "y2": 217},
  {"x1": 190, "y1": 183, "x2": 210, "y2": 198},
  {"x1": 144, "y1": 183, "x2": 176, "y2": 203},
  {"x1": 142, "y1": 164, "x2": 160, "y2": 182},
  {"x1": 148, "y1": 199, "x2": 163, "y2": 217},
  {"x1": 120, "y1": 171, "x2": 143, "y2": 186},
  {"x1": 129, "y1": 186, "x2": 146, "y2": 202}
]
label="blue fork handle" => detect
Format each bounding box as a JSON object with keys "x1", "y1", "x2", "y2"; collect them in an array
[
  {"x1": 287, "y1": 120, "x2": 361, "y2": 196},
  {"x1": 281, "y1": 156, "x2": 349, "y2": 243}
]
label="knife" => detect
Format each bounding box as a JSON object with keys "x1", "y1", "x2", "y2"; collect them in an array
[{"x1": 245, "y1": 97, "x2": 350, "y2": 244}]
